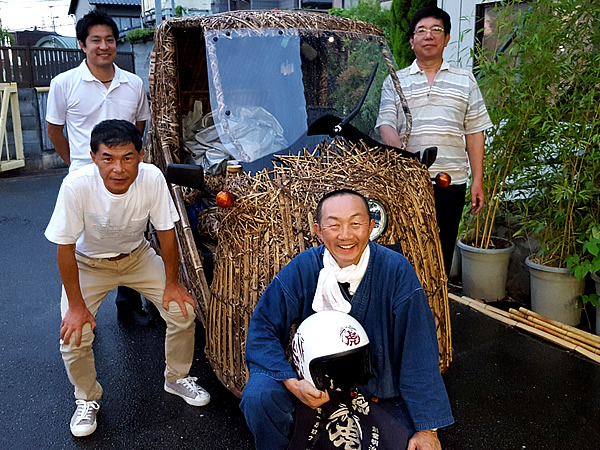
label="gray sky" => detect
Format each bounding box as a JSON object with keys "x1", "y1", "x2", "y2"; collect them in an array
[{"x1": 0, "y1": 0, "x2": 76, "y2": 36}]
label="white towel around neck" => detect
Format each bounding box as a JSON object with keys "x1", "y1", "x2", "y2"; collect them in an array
[{"x1": 312, "y1": 245, "x2": 370, "y2": 313}]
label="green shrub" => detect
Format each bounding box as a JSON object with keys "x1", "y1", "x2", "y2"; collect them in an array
[
  {"x1": 389, "y1": 0, "x2": 436, "y2": 68},
  {"x1": 471, "y1": 0, "x2": 600, "y2": 266},
  {"x1": 125, "y1": 28, "x2": 155, "y2": 44},
  {"x1": 329, "y1": 1, "x2": 392, "y2": 43},
  {"x1": 1, "y1": 27, "x2": 15, "y2": 46}
]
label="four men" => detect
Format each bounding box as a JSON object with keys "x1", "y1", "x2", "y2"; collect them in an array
[{"x1": 43, "y1": 5, "x2": 472, "y2": 445}]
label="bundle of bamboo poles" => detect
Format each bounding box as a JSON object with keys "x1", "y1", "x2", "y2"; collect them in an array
[{"x1": 450, "y1": 293, "x2": 600, "y2": 364}]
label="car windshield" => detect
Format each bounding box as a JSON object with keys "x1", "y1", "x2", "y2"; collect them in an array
[{"x1": 204, "y1": 28, "x2": 393, "y2": 164}]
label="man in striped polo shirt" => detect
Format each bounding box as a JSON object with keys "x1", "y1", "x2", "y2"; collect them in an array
[{"x1": 376, "y1": 6, "x2": 492, "y2": 276}]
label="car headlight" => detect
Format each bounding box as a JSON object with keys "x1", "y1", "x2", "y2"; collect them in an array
[{"x1": 368, "y1": 199, "x2": 387, "y2": 241}]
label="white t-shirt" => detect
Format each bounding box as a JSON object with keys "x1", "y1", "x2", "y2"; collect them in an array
[
  {"x1": 46, "y1": 60, "x2": 152, "y2": 173},
  {"x1": 45, "y1": 162, "x2": 179, "y2": 258}
]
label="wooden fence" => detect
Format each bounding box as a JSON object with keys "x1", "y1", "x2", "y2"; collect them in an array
[
  {"x1": 0, "y1": 83, "x2": 25, "y2": 172},
  {"x1": 0, "y1": 46, "x2": 135, "y2": 88}
]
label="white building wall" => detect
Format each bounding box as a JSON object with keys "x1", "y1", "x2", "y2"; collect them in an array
[
  {"x1": 73, "y1": 2, "x2": 94, "y2": 24},
  {"x1": 439, "y1": 0, "x2": 493, "y2": 68}
]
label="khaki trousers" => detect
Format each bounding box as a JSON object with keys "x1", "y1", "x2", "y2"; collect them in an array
[{"x1": 59, "y1": 240, "x2": 196, "y2": 401}]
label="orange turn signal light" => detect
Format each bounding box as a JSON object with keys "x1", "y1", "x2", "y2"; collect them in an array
[
  {"x1": 216, "y1": 190, "x2": 235, "y2": 208},
  {"x1": 435, "y1": 172, "x2": 451, "y2": 188}
]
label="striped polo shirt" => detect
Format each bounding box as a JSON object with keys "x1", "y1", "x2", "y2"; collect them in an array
[{"x1": 376, "y1": 60, "x2": 492, "y2": 184}]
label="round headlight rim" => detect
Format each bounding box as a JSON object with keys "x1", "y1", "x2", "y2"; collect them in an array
[{"x1": 368, "y1": 198, "x2": 388, "y2": 241}]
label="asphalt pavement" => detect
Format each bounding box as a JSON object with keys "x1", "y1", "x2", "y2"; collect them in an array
[{"x1": 1, "y1": 169, "x2": 600, "y2": 449}]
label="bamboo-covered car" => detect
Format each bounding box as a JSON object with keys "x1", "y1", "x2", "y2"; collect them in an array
[{"x1": 146, "y1": 10, "x2": 451, "y2": 397}]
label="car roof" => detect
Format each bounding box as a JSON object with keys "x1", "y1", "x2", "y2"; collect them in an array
[{"x1": 156, "y1": 9, "x2": 385, "y2": 37}]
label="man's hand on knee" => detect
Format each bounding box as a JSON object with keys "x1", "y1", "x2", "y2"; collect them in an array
[
  {"x1": 61, "y1": 305, "x2": 96, "y2": 347},
  {"x1": 162, "y1": 282, "x2": 196, "y2": 318},
  {"x1": 283, "y1": 378, "x2": 330, "y2": 409}
]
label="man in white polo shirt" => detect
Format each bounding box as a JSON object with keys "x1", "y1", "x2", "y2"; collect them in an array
[
  {"x1": 47, "y1": 10, "x2": 150, "y2": 172},
  {"x1": 45, "y1": 120, "x2": 210, "y2": 437},
  {"x1": 376, "y1": 6, "x2": 492, "y2": 276},
  {"x1": 47, "y1": 10, "x2": 152, "y2": 322}
]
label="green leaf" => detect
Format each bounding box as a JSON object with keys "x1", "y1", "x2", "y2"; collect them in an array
[
  {"x1": 583, "y1": 240, "x2": 600, "y2": 257},
  {"x1": 565, "y1": 254, "x2": 580, "y2": 269},
  {"x1": 573, "y1": 261, "x2": 591, "y2": 280},
  {"x1": 581, "y1": 294, "x2": 600, "y2": 308}
]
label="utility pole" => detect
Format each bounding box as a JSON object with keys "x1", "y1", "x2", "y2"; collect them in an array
[
  {"x1": 49, "y1": 5, "x2": 56, "y2": 32},
  {"x1": 155, "y1": 0, "x2": 162, "y2": 24}
]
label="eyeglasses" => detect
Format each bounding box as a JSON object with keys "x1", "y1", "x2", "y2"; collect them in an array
[{"x1": 414, "y1": 26, "x2": 445, "y2": 37}]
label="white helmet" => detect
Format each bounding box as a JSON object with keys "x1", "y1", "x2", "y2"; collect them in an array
[{"x1": 292, "y1": 310, "x2": 371, "y2": 391}]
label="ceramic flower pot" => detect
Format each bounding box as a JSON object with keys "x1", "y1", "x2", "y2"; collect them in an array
[
  {"x1": 592, "y1": 272, "x2": 600, "y2": 335},
  {"x1": 526, "y1": 256, "x2": 585, "y2": 326},
  {"x1": 457, "y1": 238, "x2": 514, "y2": 301},
  {"x1": 449, "y1": 242, "x2": 461, "y2": 278}
]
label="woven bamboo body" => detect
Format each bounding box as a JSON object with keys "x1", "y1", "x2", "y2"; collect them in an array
[
  {"x1": 147, "y1": 10, "x2": 452, "y2": 398},
  {"x1": 204, "y1": 142, "x2": 451, "y2": 396}
]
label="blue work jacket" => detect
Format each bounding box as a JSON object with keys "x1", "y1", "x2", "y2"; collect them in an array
[{"x1": 245, "y1": 241, "x2": 454, "y2": 431}]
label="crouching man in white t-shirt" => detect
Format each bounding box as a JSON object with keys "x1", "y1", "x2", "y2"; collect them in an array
[{"x1": 45, "y1": 119, "x2": 210, "y2": 438}]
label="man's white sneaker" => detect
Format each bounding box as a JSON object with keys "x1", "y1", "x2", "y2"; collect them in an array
[
  {"x1": 164, "y1": 376, "x2": 211, "y2": 406},
  {"x1": 70, "y1": 400, "x2": 100, "y2": 437}
]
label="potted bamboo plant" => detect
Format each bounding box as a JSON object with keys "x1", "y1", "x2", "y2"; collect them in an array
[
  {"x1": 456, "y1": 124, "x2": 515, "y2": 302},
  {"x1": 567, "y1": 225, "x2": 600, "y2": 334},
  {"x1": 503, "y1": 0, "x2": 600, "y2": 326},
  {"x1": 455, "y1": 4, "x2": 525, "y2": 301},
  {"x1": 460, "y1": 0, "x2": 600, "y2": 314}
]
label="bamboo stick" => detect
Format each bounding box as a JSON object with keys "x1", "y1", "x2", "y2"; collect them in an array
[
  {"x1": 514, "y1": 321, "x2": 600, "y2": 364},
  {"x1": 449, "y1": 293, "x2": 513, "y2": 317},
  {"x1": 509, "y1": 309, "x2": 600, "y2": 355},
  {"x1": 448, "y1": 293, "x2": 518, "y2": 326},
  {"x1": 509, "y1": 309, "x2": 600, "y2": 352},
  {"x1": 469, "y1": 302, "x2": 519, "y2": 327},
  {"x1": 449, "y1": 292, "x2": 483, "y2": 306},
  {"x1": 449, "y1": 292, "x2": 600, "y2": 364},
  {"x1": 573, "y1": 346, "x2": 600, "y2": 364},
  {"x1": 518, "y1": 307, "x2": 600, "y2": 346},
  {"x1": 514, "y1": 321, "x2": 577, "y2": 350}
]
